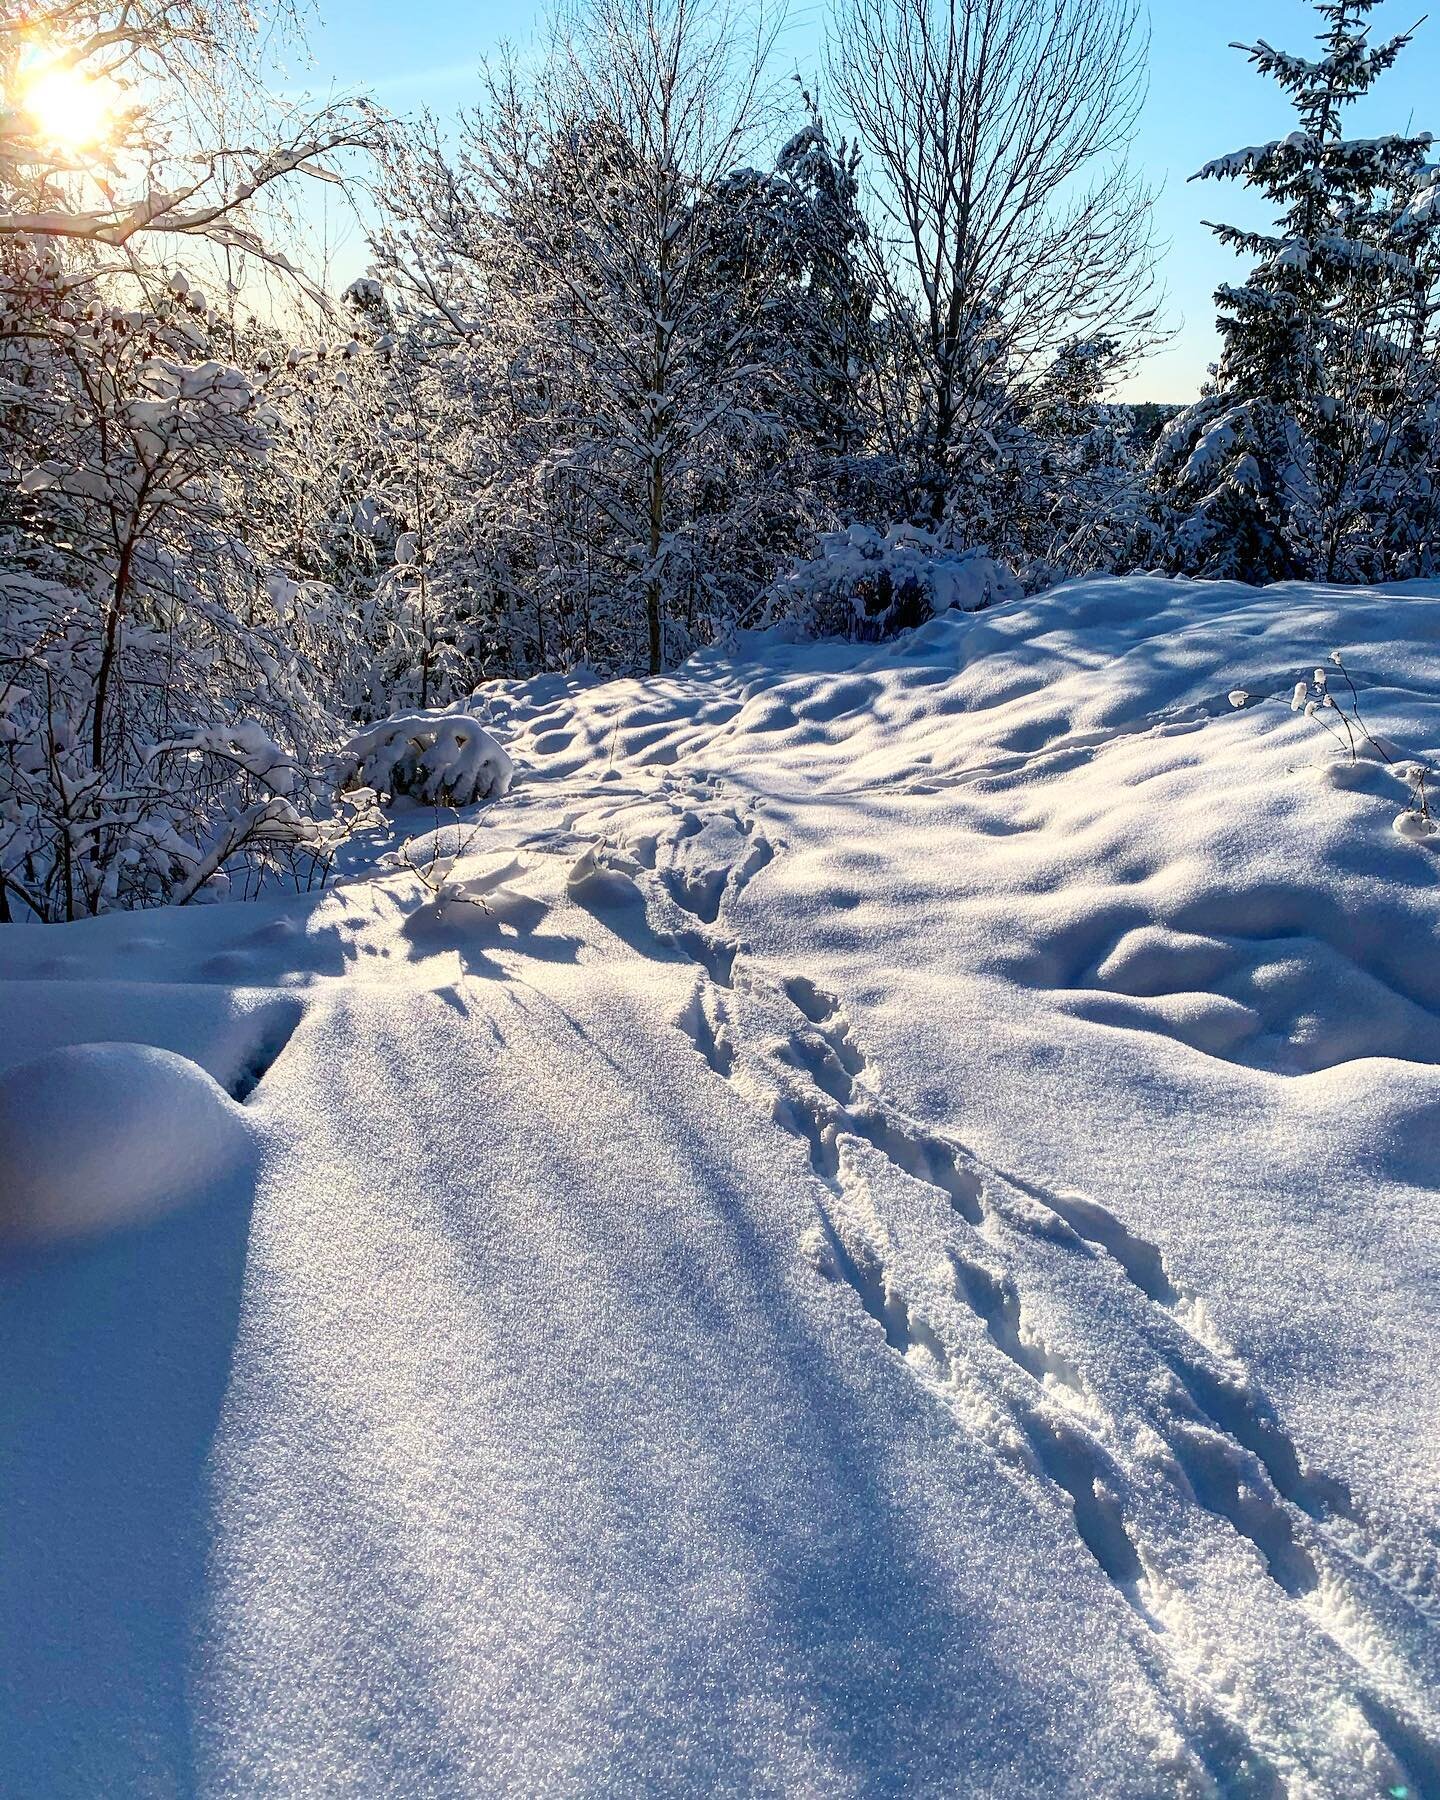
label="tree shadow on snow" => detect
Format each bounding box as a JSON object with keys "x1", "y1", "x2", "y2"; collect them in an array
[
  {"x1": 0, "y1": 1170, "x2": 255, "y2": 1798},
  {"x1": 400, "y1": 885, "x2": 586, "y2": 983},
  {"x1": 389, "y1": 1010, "x2": 1091, "y2": 1793}
]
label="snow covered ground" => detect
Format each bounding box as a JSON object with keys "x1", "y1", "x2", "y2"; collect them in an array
[{"x1": 3, "y1": 576, "x2": 1439, "y2": 1797}]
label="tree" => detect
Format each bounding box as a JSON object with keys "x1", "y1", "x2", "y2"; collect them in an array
[
  {"x1": 1375, "y1": 146, "x2": 1440, "y2": 575},
  {"x1": 372, "y1": 8, "x2": 877, "y2": 675},
  {"x1": 1, "y1": 0, "x2": 371, "y2": 262},
  {"x1": 0, "y1": 0, "x2": 379, "y2": 918},
  {"x1": 827, "y1": 0, "x2": 1160, "y2": 530},
  {"x1": 1010, "y1": 337, "x2": 1150, "y2": 578},
  {"x1": 243, "y1": 281, "x2": 488, "y2": 719},
  {"x1": 1152, "y1": 1, "x2": 1439, "y2": 582},
  {"x1": 0, "y1": 258, "x2": 350, "y2": 920}
]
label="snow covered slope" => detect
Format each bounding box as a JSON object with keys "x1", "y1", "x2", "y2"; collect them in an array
[{"x1": 3, "y1": 577, "x2": 1439, "y2": 1797}]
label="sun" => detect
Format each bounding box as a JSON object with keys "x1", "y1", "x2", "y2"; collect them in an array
[{"x1": 22, "y1": 61, "x2": 119, "y2": 152}]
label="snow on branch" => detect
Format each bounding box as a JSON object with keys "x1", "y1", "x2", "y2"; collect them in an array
[{"x1": 0, "y1": 113, "x2": 378, "y2": 257}]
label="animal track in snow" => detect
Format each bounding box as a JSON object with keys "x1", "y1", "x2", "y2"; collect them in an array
[
  {"x1": 1014, "y1": 1177, "x2": 1360, "y2": 1529},
  {"x1": 1166, "y1": 1424, "x2": 1319, "y2": 1598},
  {"x1": 644, "y1": 798, "x2": 1386, "y2": 1562},
  {"x1": 678, "y1": 980, "x2": 734, "y2": 1080},
  {"x1": 635, "y1": 787, "x2": 1440, "y2": 1796},
  {"x1": 948, "y1": 1252, "x2": 1090, "y2": 1404},
  {"x1": 660, "y1": 817, "x2": 773, "y2": 925},
  {"x1": 751, "y1": 989, "x2": 1437, "y2": 1790}
]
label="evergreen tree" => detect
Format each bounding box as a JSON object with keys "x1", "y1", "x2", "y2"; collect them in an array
[
  {"x1": 1376, "y1": 152, "x2": 1440, "y2": 573},
  {"x1": 1154, "y1": 1, "x2": 1438, "y2": 581}
]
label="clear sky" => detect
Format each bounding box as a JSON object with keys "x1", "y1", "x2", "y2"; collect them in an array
[{"x1": 293, "y1": 0, "x2": 1439, "y2": 402}]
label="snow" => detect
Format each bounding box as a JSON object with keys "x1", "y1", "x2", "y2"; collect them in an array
[
  {"x1": 156, "y1": 722, "x2": 299, "y2": 795},
  {"x1": 3, "y1": 576, "x2": 1440, "y2": 1795},
  {"x1": 336, "y1": 708, "x2": 515, "y2": 807},
  {"x1": 0, "y1": 1043, "x2": 254, "y2": 1245}
]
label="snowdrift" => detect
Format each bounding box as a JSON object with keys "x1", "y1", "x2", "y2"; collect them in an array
[
  {"x1": 3, "y1": 576, "x2": 1439, "y2": 1797},
  {"x1": 0, "y1": 1042, "x2": 253, "y2": 1244}
]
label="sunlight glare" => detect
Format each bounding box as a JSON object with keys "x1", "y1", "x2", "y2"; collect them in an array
[{"x1": 23, "y1": 61, "x2": 119, "y2": 152}]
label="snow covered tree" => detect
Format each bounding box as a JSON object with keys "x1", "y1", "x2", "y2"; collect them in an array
[
  {"x1": 0, "y1": 0, "x2": 382, "y2": 918},
  {"x1": 236, "y1": 281, "x2": 490, "y2": 721},
  {"x1": 1004, "y1": 337, "x2": 1151, "y2": 580},
  {"x1": 1374, "y1": 153, "x2": 1440, "y2": 574},
  {"x1": 0, "y1": 263, "x2": 350, "y2": 920},
  {"x1": 372, "y1": 11, "x2": 876, "y2": 675},
  {"x1": 1, "y1": 0, "x2": 370, "y2": 260},
  {"x1": 1153, "y1": 2, "x2": 1439, "y2": 581}
]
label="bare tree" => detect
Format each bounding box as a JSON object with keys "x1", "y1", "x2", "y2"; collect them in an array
[{"x1": 828, "y1": 0, "x2": 1160, "y2": 524}]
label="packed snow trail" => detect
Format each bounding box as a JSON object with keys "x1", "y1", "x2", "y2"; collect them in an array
[{"x1": 3, "y1": 577, "x2": 1440, "y2": 1796}]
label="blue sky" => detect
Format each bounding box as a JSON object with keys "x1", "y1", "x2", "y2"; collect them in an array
[{"x1": 295, "y1": 0, "x2": 1438, "y2": 401}]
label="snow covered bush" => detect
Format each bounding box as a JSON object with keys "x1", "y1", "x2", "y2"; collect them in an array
[
  {"x1": 0, "y1": 558, "x2": 359, "y2": 919},
  {"x1": 766, "y1": 525, "x2": 1020, "y2": 640},
  {"x1": 336, "y1": 710, "x2": 515, "y2": 809},
  {"x1": 0, "y1": 1043, "x2": 253, "y2": 1244},
  {"x1": 0, "y1": 247, "x2": 366, "y2": 919}
]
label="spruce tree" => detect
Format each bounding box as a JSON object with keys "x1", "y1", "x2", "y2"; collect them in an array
[{"x1": 1153, "y1": 1, "x2": 1437, "y2": 581}]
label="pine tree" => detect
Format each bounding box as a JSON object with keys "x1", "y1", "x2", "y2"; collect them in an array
[
  {"x1": 1153, "y1": 1, "x2": 1438, "y2": 582},
  {"x1": 1377, "y1": 150, "x2": 1440, "y2": 573}
]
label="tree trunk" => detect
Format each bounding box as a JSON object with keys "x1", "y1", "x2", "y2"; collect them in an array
[
  {"x1": 647, "y1": 454, "x2": 664, "y2": 675},
  {"x1": 91, "y1": 537, "x2": 133, "y2": 771}
]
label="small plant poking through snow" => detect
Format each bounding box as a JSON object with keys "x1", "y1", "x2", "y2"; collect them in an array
[
  {"x1": 1290, "y1": 652, "x2": 1437, "y2": 842},
  {"x1": 1391, "y1": 766, "x2": 1438, "y2": 841},
  {"x1": 388, "y1": 813, "x2": 525, "y2": 910}
]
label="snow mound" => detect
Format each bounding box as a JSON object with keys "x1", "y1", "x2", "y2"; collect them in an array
[
  {"x1": 337, "y1": 709, "x2": 514, "y2": 808},
  {"x1": 0, "y1": 1043, "x2": 253, "y2": 1245}
]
